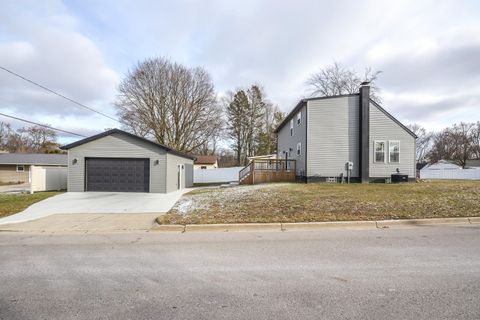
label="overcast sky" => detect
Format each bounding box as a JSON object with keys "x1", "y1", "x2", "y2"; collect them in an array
[{"x1": 0, "y1": 0, "x2": 479, "y2": 143}]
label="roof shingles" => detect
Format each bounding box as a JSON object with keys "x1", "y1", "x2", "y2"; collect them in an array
[{"x1": 0, "y1": 153, "x2": 67, "y2": 165}]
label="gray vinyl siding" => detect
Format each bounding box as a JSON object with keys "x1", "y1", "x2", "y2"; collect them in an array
[
  {"x1": 277, "y1": 104, "x2": 307, "y2": 175},
  {"x1": 306, "y1": 96, "x2": 360, "y2": 177},
  {"x1": 184, "y1": 163, "x2": 194, "y2": 188},
  {"x1": 166, "y1": 153, "x2": 194, "y2": 192},
  {"x1": 67, "y1": 133, "x2": 167, "y2": 193},
  {"x1": 369, "y1": 104, "x2": 415, "y2": 178}
]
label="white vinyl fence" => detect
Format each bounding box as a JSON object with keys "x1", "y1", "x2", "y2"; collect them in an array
[
  {"x1": 194, "y1": 167, "x2": 244, "y2": 184},
  {"x1": 420, "y1": 168, "x2": 480, "y2": 180},
  {"x1": 30, "y1": 166, "x2": 68, "y2": 193}
]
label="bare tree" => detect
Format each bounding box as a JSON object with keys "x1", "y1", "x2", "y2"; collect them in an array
[
  {"x1": 472, "y1": 121, "x2": 480, "y2": 159},
  {"x1": 0, "y1": 123, "x2": 57, "y2": 153},
  {"x1": 407, "y1": 123, "x2": 433, "y2": 164},
  {"x1": 0, "y1": 121, "x2": 12, "y2": 150},
  {"x1": 428, "y1": 122, "x2": 476, "y2": 168},
  {"x1": 115, "y1": 57, "x2": 222, "y2": 153},
  {"x1": 307, "y1": 62, "x2": 382, "y2": 102},
  {"x1": 17, "y1": 125, "x2": 57, "y2": 152}
]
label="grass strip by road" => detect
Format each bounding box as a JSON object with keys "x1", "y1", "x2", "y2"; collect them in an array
[
  {"x1": 159, "y1": 181, "x2": 480, "y2": 225},
  {"x1": 0, "y1": 192, "x2": 62, "y2": 218}
]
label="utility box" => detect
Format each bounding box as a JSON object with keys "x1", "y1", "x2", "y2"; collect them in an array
[
  {"x1": 345, "y1": 162, "x2": 353, "y2": 171},
  {"x1": 391, "y1": 173, "x2": 408, "y2": 183}
]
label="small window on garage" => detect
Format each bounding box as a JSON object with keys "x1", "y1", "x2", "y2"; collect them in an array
[
  {"x1": 200, "y1": 166, "x2": 207, "y2": 169},
  {"x1": 389, "y1": 141, "x2": 400, "y2": 163},
  {"x1": 374, "y1": 141, "x2": 386, "y2": 163},
  {"x1": 16, "y1": 165, "x2": 25, "y2": 172}
]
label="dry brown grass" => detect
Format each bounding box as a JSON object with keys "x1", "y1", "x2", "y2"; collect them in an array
[{"x1": 159, "y1": 181, "x2": 480, "y2": 225}]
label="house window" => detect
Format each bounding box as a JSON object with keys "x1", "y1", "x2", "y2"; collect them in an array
[
  {"x1": 16, "y1": 165, "x2": 25, "y2": 172},
  {"x1": 290, "y1": 119, "x2": 294, "y2": 136},
  {"x1": 200, "y1": 166, "x2": 207, "y2": 169},
  {"x1": 389, "y1": 141, "x2": 400, "y2": 163},
  {"x1": 374, "y1": 141, "x2": 386, "y2": 163},
  {"x1": 297, "y1": 142, "x2": 301, "y2": 156},
  {"x1": 297, "y1": 112, "x2": 301, "y2": 126}
]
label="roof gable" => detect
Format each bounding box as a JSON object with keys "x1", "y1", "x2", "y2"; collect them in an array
[
  {"x1": 369, "y1": 100, "x2": 417, "y2": 139},
  {"x1": 61, "y1": 129, "x2": 195, "y2": 160}
]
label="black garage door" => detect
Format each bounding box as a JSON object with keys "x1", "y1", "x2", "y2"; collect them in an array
[{"x1": 85, "y1": 158, "x2": 150, "y2": 192}]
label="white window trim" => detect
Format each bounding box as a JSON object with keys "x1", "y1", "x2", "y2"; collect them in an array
[
  {"x1": 373, "y1": 140, "x2": 386, "y2": 163},
  {"x1": 296, "y1": 142, "x2": 302, "y2": 156},
  {"x1": 16, "y1": 164, "x2": 25, "y2": 172},
  {"x1": 297, "y1": 112, "x2": 301, "y2": 126},
  {"x1": 388, "y1": 140, "x2": 400, "y2": 164}
]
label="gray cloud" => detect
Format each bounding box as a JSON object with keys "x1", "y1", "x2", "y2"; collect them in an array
[
  {"x1": 1, "y1": 0, "x2": 479, "y2": 141},
  {"x1": 0, "y1": 0, "x2": 118, "y2": 139}
]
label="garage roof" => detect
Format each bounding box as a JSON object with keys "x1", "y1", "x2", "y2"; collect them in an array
[
  {"x1": 0, "y1": 153, "x2": 67, "y2": 165},
  {"x1": 61, "y1": 129, "x2": 196, "y2": 160}
]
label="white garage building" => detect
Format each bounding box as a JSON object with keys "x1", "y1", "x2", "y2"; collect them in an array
[{"x1": 61, "y1": 129, "x2": 194, "y2": 193}]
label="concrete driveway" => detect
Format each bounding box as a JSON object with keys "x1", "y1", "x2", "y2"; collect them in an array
[{"x1": 0, "y1": 189, "x2": 192, "y2": 226}]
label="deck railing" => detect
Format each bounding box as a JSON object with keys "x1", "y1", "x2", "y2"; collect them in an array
[
  {"x1": 239, "y1": 162, "x2": 253, "y2": 182},
  {"x1": 239, "y1": 159, "x2": 296, "y2": 184}
]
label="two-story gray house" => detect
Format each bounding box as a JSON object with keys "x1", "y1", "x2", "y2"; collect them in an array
[{"x1": 276, "y1": 86, "x2": 416, "y2": 183}]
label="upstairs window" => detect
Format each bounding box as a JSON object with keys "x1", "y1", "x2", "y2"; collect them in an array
[
  {"x1": 16, "y1": 165, "x2": 25, "y2": 172},
  {"x1": 389, "y1": 141, "x2": 400, "y2": 163},
  {"x1": 296, "y1": 142, "x2": 302, "y2": 156},
  {"x1": 290, "y1": 119, "x2": 294, "y2": 136},
  {"x1": 374, "y1": 141, "x2": 386, "y2": 163},
  {"x1": 297, "y1": 112, "x2": 302, "y2": 126}
]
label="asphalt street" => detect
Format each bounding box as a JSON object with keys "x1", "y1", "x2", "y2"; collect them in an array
[{"x1": 0, "y1": 225, "x2": 479, "y2": 319}]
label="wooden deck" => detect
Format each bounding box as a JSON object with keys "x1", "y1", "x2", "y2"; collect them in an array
[{"x1": 239, "y1": 159, "x2": 296, "y2": 185}]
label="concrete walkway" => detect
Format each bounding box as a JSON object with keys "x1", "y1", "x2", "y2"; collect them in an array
[
  {"x1": 0, "y1": 189, "x2": 192, "y2": 225},
  {"x1": 0, "y1": 213, "x2": 159, "y2": 233}
]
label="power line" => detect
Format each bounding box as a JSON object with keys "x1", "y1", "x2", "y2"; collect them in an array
[
  {"x1": 0, "y1": 66, "x2": 121, "y2": 124},
  {"x1": 0, "y1": 112, "x2": 87, "y2": 137}
]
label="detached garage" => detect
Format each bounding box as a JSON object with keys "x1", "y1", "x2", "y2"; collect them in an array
[{"x1": 61, "y1": 129, "x2": 195, "y2": 193}]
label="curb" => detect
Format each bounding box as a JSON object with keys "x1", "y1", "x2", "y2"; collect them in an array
[
  {"x1": 468, "y1": 217, "x2": 480, "y2": 224},
  {"x1": 375, "y1": 217, "x2": 470, "y2": 228},
  {"x1": 186, "y1": 223, "x2": 281, "y2": 233},
  {"x1": 281, "y1": 221, "x2": 377, "y2": 231},
  {"x1": 151, "y1": 217, "x2": 478, "y2": 233}
]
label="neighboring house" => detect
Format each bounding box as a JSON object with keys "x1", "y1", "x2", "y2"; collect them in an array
[
  {"x1": 276, "y1": 85, "x2": 417, "y2": 183},
  {"x1": 466, "y1": 159, "x2": 480, "y2": 168},
  {"x1": 61, "y1": 129, "x2": 194, "y2": 193},
  {"x1": 194, "y1": 155, "x2": 218, "y2": 169},
  {"x1": 0, "y1": 153, "x2": 67, "y2": 183}
]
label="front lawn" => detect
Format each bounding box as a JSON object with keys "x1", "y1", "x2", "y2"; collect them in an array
[
  {"x1": 0, "y1": 192, "x2": 62, "y2": 218},
  {"x1": 159, "y1": 181, "x2": 480, "y2": 224}
]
